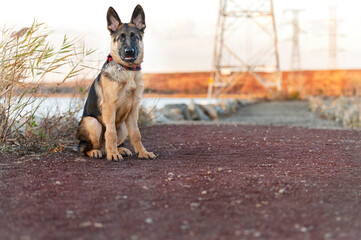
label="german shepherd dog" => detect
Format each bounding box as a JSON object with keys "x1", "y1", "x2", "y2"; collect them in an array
[{"x1": 76, "y1": 5, "x2": 155, "y2": 161}]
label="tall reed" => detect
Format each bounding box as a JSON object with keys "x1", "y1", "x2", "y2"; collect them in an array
[{"x1": 0, "y1": 21, "x2": 94, "y2": 142}]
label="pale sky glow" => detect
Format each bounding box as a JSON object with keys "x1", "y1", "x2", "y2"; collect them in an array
[{"x1": 1, "y1": 0, "x2": 361, "y2": 75}]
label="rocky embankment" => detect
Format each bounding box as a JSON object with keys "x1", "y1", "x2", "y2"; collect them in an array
[
  {"x1": 309, "y1": 96, "x2": 361, "y2": 129},
  {"x1": 148, "y1": 99, "x2": 253, "y2": 123}
]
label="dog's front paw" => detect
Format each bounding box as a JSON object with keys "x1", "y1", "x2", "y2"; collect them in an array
[
  {"x1": 86, "y1": 149, "x2": 103, "y2": 159},
  {"x1": 107, "y1": 152, "x2": 123, "y2": 162},
  {"x1": 117, "y1": 147, "x2": 132, "y2": 157},
  {"x1": 137, "y1": 151, "x2": 156, "y2": 160}
]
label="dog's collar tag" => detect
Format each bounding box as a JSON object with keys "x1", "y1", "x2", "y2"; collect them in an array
[{"x1": 106, "y1": 54, "x2": 142, "y2": 71}]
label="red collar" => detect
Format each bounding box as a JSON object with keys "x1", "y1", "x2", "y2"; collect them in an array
[{"x1": 107, "y1": 54, "x2": 141, "y2": 71}]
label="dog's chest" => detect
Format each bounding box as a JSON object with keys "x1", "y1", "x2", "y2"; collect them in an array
[
  {"x1": 114, "y1": 76, "x2": 141, "y2": 123},
  {"x1": 100, "y1": 65, "x2": 143, "y2": 122}
]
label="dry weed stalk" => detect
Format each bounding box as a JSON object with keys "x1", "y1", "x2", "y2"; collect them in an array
[{"x1": 0, "y1": 21, "x2": 94, "y2": 142}]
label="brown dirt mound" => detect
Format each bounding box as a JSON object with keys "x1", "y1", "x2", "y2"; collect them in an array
[{"x1": 1, "y1": 124, "x2": 361, "y2": 240}]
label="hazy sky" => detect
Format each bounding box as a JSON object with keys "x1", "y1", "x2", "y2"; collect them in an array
[{"x1": 1, "y1": 0, "x2": 360, "y2": 74}]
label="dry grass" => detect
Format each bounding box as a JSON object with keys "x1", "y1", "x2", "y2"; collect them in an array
[{"x1": 0, "y1": 21, "x2": 94, "y2": 153}]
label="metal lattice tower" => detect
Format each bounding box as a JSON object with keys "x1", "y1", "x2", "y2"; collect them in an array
[
  {"x1": 328, "y1": 5, "x2": 338, "y2": 70},
  {"x1": 284, "y1": 9, "x2": 305, "y2": 94},
  {"x1": 284, "y1": 9, "x2": 304, "y2": 72},
  {"x1": 208, "y1": 0, "x2": 281, "y2": 98}
]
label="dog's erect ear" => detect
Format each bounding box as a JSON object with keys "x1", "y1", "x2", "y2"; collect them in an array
[
  {"x1": 107, "y1": 7, "x2": 122, "y2": 33},
  {"x1": 131, "y1": 5, "x2": 146, "y2": 32}
]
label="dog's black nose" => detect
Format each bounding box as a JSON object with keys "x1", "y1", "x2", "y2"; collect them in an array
[{"x1": 125, "y1": 47, "x2": 135, "y2": 56}]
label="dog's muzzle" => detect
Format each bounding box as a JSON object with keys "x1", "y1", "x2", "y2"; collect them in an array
[{"x1": 123, "y1": 47, "x2": 136, "y2": 61}]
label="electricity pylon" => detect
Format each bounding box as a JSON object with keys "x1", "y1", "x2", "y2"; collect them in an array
[
  {"x1": 328, "y1": 5, "x2": 339, "y2": 70},
  {"x1": 208, "y1": 0, "x2": 281, "y2": 98},
  {"x1": 284, "y1": 9, "x2": 304, "y2": 72},
  {"x1": 283, "y1": 9, "x2": 305, "y2": 95}
]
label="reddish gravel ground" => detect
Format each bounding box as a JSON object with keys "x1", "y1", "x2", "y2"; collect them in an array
[{"x1": 1, "y1": 124, "x2": 361, "y2": 240}]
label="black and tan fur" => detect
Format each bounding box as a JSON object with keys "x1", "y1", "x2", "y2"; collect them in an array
[{"x1": 76, "y1": 5, "x2": 155, "y2": 161}]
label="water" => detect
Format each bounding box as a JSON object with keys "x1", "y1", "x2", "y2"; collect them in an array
[{"x1": 29, "y1": 97, "x2": 219, "y2": 117}]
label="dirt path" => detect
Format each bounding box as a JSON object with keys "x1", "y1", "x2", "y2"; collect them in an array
[
  {"x1": 222, "y1": 100, "x2": 343, "y2": 129},
  {"x1": 1, "y1": 122, "x2": 361, "y2": 239}
]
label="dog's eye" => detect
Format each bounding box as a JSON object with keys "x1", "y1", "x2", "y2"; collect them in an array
[
  {"x1": 120, "y1": 33, "x2": 126, "y2": 41},
  {"x1": 131, "y1": 33, "x2": 138, "y2": 41}
]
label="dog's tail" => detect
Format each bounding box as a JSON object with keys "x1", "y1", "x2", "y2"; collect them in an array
[
  {"x1": 76, "y1": 118, "x2": 93, "y2": 155},
  {"x1": 78, "y1": 141, "x2": 92, "y2": 155}
]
